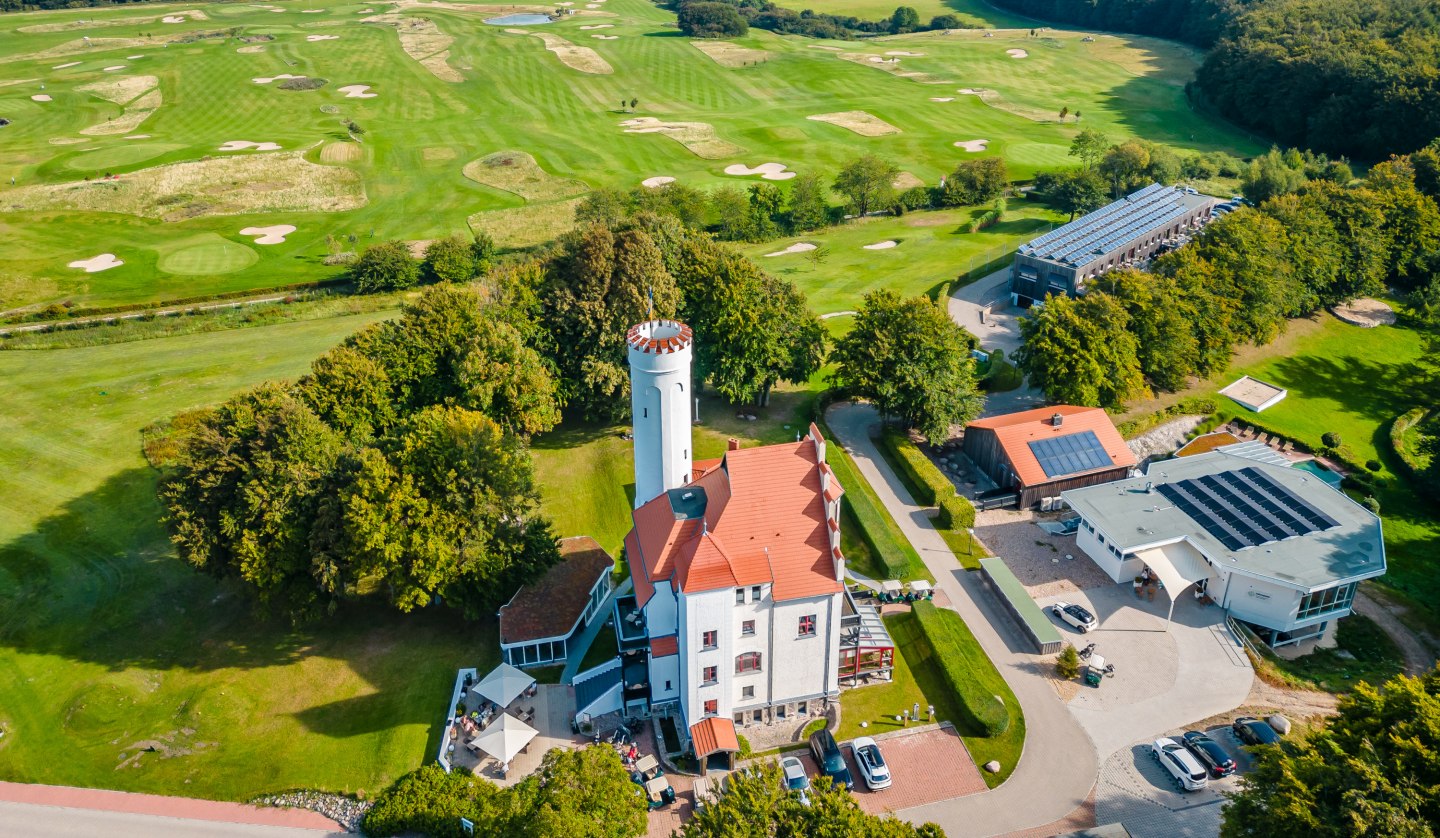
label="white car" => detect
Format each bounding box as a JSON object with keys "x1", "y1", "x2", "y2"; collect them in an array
[
  {"x1": 851, "y1": 737, "x2": 892, "y2": 791},
  {"x1": 780, "y1": 756, "x2": 811, "y2": 805},
  {"x1": 1050, "y1": 601, "x2": 1098, "y2": 633},
  {"x1": 1152, "y1": 737, "x2": 1209, "y2": 792}
]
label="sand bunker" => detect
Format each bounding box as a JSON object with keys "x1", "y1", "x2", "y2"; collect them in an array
[
  {"x1": 237, "y1": 45, "x2": 267, "y2": 53},
  {"x1": 863, "y1": 240, "x2": 898, "y2": 250},
  {"x1": 764, "y1": 242, "x2": 816, "y2": 257},
  {"x1": 724, "y1": 162, "x2": 795, "y2": 181},
  {"x1": 162, "y1": 16, "x2": 188, "y2": 23},
  {"x1": 528, "y1": 32, "x2": 613, "y2": 74},
  {"x1": 128, "y1": 55, "x2": 144, "y2": 60},
  {"x1": 53, "y1": 61, "x2": 81, "y2": 69},
  {"x1": 338, "y1": 84, "x2": 377, "y2": 98},
  {"x1": 930, "y1": 97, "x2": 954, "y2": 102},
  {"x1": 839, "y1": 52, "x2": 950, "y2": 84},
  {"x1": 2, "y1": 150, "x2": 364, "y2": 221},
  {"x1": 302, "y1": 8, "x2": 325, "y2": 12},
  {"x1": 366, "y1": 15, "x2": 462, "y2": 83},
  {"x1": 807, "y1": 110, "x2": 899, "y2": 137},
  {"x1": 103, "y1": 65, "x2": 127, "y2": 72},
  {"x1": 240, "y1": 224, "x2": 296, "y2": 244},
  {"x1": 579, "y1": 23, "x2": 611, "y2": 28},
  {"x1": 642, "y1": 176, "x2": 675, "y2": 188},
  {"x1": 463, "y1": 150, "x2": 588, "y2": 201},
  {"x1": 49, "y1": 137, "x2": 86, "y2": 145},
  {"x1": 68, "y1": 253, "x2": 123, "y2": 272},
  {"x1": 31, "y1": 94, "x2": 52, "y2": 102},
  {"x1": 620, "y1": 117, "x2": 743, "y2": 160},
  {"x1": 1007, "y1": 48, "x2": 1028, "y2": 58},
  {"x1": 1332, "y1": 297, "x2": 1397, "y2": 327},
  {"x1": 691, "y1": 40, "x2": 767, "y2": 67},
  {"x1": 887, "y1": 50, "x2": 924, "y2": 56},
  {"x1": 253, "y1": 73, "x2": 305, "y2": 84},
  {"x1": 866, "y1": 56, "x2": 899, "y2": 64},
  {"x1": 954, "y1": 139, "x2": 989, "y2": 152},
  {"x1": 808, "y1": 44, "x2": 842, "y2": 51},
  {"x1": 219, "y1": 140, "x2": 282, "y2": 152},
  {"x1": 592, "y1": 34, "x2": 617, "y2": 39},
  {"x1": 20, "y1": 8, "x2": 204, "y2": 32},
  {"x1": 124, "y1": 134, "x2": 150, "y2": 139},
  {"x1": 307, "y1": 34, "x2": 341, "y2": 41}
]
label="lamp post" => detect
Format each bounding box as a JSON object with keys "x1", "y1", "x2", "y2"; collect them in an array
[{"x1": 966, "y1": 527, "x2": 976, "y2": 556}]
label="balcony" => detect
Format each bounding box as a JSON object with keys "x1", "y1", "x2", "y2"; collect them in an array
[{"x1": 613, "y1": 594, "x2": 648, "y2": 651}]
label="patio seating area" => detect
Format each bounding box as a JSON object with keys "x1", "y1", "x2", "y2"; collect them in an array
[{"x1": 444, "y1": 663, "x2": 584, "y2": 786}]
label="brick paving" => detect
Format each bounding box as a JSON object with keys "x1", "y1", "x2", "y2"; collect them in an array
[
  {"x1": 0, "y1": 781, "x2": 341, "y2": 831},
  {"x1": 797, "y1": 727, "x2": 986, "y2": 816},
  {"x1": 998, "y1": 789, "x2": 1097, "y2": 838}
]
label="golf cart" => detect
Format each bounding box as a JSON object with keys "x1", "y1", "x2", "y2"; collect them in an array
[
  {"x1": 1084, "y1": 654, "x2": 1115, "y2": 687},
  {"x1": 631, "y1": 754, "x2": 675, "y2": 809}
]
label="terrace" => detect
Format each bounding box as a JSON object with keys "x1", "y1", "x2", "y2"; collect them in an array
[{"x1": 614, "y1": 594, "x2": 649, "y2": 651}]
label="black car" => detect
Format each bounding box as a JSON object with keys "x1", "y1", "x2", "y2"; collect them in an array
[
  {"x1": 1232, "y1": 717, "x2": 1281, "y2": 747},
  {"x1": 809, "y1": 730, "x2": 854, "y2": 791},
  {"x1": 1182, "y1": 731, "x2": 1237, "y2": 777}
]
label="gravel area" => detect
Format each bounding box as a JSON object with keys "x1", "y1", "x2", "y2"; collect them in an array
[
  {"x1": 973, "y1": 508, "x2": 1114, "y2": 598},
  {"x1": 255, "y1": 791, "x2": 368, "y2": 832},
  {"x1": 1127, "y1": 415, "x2": 1206, "y2": 464}
]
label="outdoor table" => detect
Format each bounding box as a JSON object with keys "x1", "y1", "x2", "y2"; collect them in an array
[{"x1": 634, "y1": 754, "x2": 659, "y2": 776}]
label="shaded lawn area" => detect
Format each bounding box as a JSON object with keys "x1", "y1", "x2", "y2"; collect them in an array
[
  {"x1": 837, "y1": 612, "x2": 1021, "y2": 788},
  {"x1": 1257, "y1": 614, "x2": 1406, "y2": 694},
  {"x1": 577, "y1": 625, "x2": 619, "y2": 673}
]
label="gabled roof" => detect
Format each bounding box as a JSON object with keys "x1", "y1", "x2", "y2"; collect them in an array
[
  {"x1": 499, "y1": 536, "x2": 614, "y2": 645},
  {"x1": 968, "y1": 405, "x2": 1135, "y2": 487},
  {"x1": 625, "y1": 432, "x2": 842, "y2": 606},
  {"x1": 690, "y1": 716, "x2": 740, "y2": 758}
]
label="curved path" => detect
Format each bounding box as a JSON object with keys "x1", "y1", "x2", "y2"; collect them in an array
[{"x1": 826, "y1": 403, "x2": 1098, "y2": 836}]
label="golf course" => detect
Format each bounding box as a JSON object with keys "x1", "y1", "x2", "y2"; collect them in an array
[{"x1": 0, "y1": 0, "x2": 1272, "y2": 803}]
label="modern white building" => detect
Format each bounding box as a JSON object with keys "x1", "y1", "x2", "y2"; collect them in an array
[
  {"x1": 1063, "y1": 450, "x2": 1386, "y2": 648},
  {"x1": 619, "y1": 319, "x2": 873, "y2": 769}
]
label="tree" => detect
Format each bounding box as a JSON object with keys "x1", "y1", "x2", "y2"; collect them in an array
[
  {"x1": 1015, "y1": 293, "x2": 1148, "y2": 408},
  {"x1": 1222, "y1": 667, "x2": 1440, "y2": 838},
  {"x1": 889, "y1": 5, "x2": 920, "y2": 33},
  {"x1": 471, "y1": 231, "x2": 496, "y2": 276},
  {"x1": 680, "y1": 760, "x2": 945, "y2": 838},
  {"x1": 788, "y1": 172, "x2": 830, "y2": 232},
  {"x1": 629, "y1": 97, "x2": 638, "y2": 111},
  {"x1": 1056, "y1": 644, "x2": 1080, "y2": 679},
  {"x1": 1090, "y1": 270, "x2": 1199, "y2": 392},
  {"x1": 711, "y1": 185, "x2": 757, "y2": 242},
  {"x1": 748, "y1": 182, "x2": 784, "y2": 241},
  {"x1": 930, "y1": 13, "x2": 961, "y2": 29},
  {"x1": 1098, "y1": 140, "x2": 1151, "y2": 196},
  {"x1": 1059, "y1": 106, "x2": 1069, "y2": 122},
  {"x1": 1068, "y1": 128, "x2": 1110, "y2": 169},
  {"x1": 831, "y1": 290, "x2": 983, "y2": 442},
  {"x1": 833, "y1": 155, "x2": 900, "y2": 218},
  {"x1": 1242, "y1": 148, "x2": 1307, "y2": 205},
  {"x1": 677, "y1": 1, "x2": 748, "y2": 38},
  {"x1": 422, "y1": 235, "x2": 479, "y2": 284},
  {"x1": 1038, "y1": 168, "x2": 1107, "y2": 220},
  {"x1": 939, "y1": 157, "x2": 1008, "y2": 206},
  {"x1": 350, "y1": 240, "x2": 420, "y2": 292}
]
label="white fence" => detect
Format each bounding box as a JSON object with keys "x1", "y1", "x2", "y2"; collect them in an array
[{"x1": 437, "y1": 667, "x2": 478, "y2": 773}]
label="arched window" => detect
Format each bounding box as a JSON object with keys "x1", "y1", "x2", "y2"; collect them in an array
[{"x1": 735, "y1": 652, "x2": 762, "y2": 674}]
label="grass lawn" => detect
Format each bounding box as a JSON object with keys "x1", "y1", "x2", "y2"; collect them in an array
[
  {"x1": 0, "y1": 310, "x2": 507, "y2": 801},
  {"x1": 1250, "y1": 615, "x2": 1405, "y2": 694},
  {"x1": 0, "y1": 0, "x2": 1256, "y2": 311},
  {"x1": 577, "y1": 625, "x2": 620, "y2": 673},
  {"x1": 820, "y1": 423, "x2": 935, "y2": 584},
  {"x1": 870, "y1": 429, "x2": 989, "y2": 571},
  {"x1": 837, "y1": 612, "x2": 1021, "y2": 787}
]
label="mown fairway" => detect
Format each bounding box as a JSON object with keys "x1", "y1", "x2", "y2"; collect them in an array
[{"x1": 0, "y1": 0, "x2": 1257, "y2": 310}]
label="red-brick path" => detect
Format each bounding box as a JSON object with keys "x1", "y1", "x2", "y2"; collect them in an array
[
  {"x1": 798, "y1": 727, "x2": 987, "y2": 815},
  {"x1": 0, "y1": 782, "x2": 341, "y2": 831}
]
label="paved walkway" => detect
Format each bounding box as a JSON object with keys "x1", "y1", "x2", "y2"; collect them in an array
[
  {"x1": 826, "y1": 403, "x2": 1099, "y2": 837},
  {"x1": 561, "y1": 577, "x2": 633, "y2": 684},
  {"x1": 0, "y1": 782, "x2": 342, "y2": 836},
  {"x1": 947, "y1": 267, "x2": 1045, "y2": 417}
]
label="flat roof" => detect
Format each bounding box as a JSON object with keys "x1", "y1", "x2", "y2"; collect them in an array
[
  {"x1": 1062, "y1": 451, "x2": 1385, "y2": 591},
  {"x1": 978, "y1": 557, "x2": 1063, "y2": 645},
  {"x1": 1017, "y1": 183, "x2": 1211, "y2": 267},
  {"x1": 499, "y1": 536, "x2": 614, "y2": 645}
]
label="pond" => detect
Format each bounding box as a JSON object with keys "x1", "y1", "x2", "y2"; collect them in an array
[{"x1": 484, "y1": 13, "x2": 554, "y2": 25}]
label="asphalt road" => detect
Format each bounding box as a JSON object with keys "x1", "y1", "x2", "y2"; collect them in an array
[{"x1": 0, "y1": 801, "x2": 345, "y2": 838}]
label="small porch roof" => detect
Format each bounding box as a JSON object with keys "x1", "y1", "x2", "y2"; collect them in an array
[{"x1": 689, "y1": 716, "x2": 740, "y2": 759}]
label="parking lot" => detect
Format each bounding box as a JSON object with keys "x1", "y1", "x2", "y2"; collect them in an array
[
  {"x1": 1094, "y1": 724, "x2": 1255, "y2": 838},
  {"x1": 794, "y1": 726, "x2": 987, "y2": 815}
]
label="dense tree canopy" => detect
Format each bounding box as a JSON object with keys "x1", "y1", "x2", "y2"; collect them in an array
[
  {"x1": 351, "y1": 240, "x2": 421, "y2": 293},
  {"x1": 939, "y1": 157, "x2": 1008, "y2": 207},
  {"x1": 833, "y1": 155, "x2": 899, "y2": 217},
  {"x1": 1222, "y1": 667, "x2": 1440, "y2": 838},
  {"x1": 831, "y1": 290, "x2": 983, "y2": 442},
  {"x1": 1015, "y1": 293, "x2": 1149, "y2": 408},
  {"x1": 677, "y1": 1, "x2": 749, "y2": 37}
]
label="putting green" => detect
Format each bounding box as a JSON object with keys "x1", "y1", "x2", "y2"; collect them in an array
[
  {"x1": 1005, "y1": 142, "x2": 1076, "y2": 168},
  {"x1": 156, "y1": 235, "x2": 260, "y2": 275},
  {"x1": 64, "y1": 143, "x2": 185, "y2": 172}
]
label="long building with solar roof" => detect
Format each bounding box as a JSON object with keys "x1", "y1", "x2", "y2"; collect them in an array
[
  {"x1": 1010, "y1": 183, "x2": 1214, "y2": 305},
  {"x1": 1063, "y1": 449, "x2": 1386, "y2": 649}
]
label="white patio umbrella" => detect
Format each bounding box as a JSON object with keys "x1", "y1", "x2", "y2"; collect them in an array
[
  {"x1": 470, "y1": 713, "x2": 538, "y2": 763},
  {"x1": 469, "y1": 662, "x2": 536, "y2": 707}
]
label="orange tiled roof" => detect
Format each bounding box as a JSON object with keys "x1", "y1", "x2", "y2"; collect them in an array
[
  {"x1": 650, "y1": 635, "x2": 678, "y2": 657},
  {"x1": 967, "y1": 405, "x2": 1136, "y2": 487},
  {"x1": 691, "y1": 458, "x2": 723, "y2": 481},
  {"x1": 690, "y1": 716, "x2": 740, "y2": 758},
  {"x1": 625, "y1": 431, "x2": 843, "y2": 605}
]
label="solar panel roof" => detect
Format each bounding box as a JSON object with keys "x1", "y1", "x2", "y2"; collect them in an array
[
  {"x1": 1156, "y1": 466, "x2": 1340, "y2": 550},
  {"x1": 1028, "y1": 430, "x2": 1113, "y2": 479}
]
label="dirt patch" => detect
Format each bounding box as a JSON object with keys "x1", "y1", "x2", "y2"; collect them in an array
[
  {"x1": 1184, "y1": 676, "x2": 1338, "y2": 734},
  {"x1": 620, "y1": 117, "x2": 743, "y2": 160},
  {"x1": 893, "y1": 171, "x2": 923, "y2": 190},
  {"x1": 49, "y1": 137, "x2": 86, "y2": 146},
  {"x1": 365, "y1": 14, "x2": 463, "y2": 82},
  {"x1": 690, "y1": 39, "x2": 767, "y2": 68},
  {"x1": 529, "y1": 32, "x2": 613, "y2": 74},
  {"x1": 2, "y1": 150, "x2": 365, "y2": 220},
  {"x1": 468, "y1": 197, "x2": 583, "y2": 249},
  {"x1": 807, "y1": 110, "x2": 899, "y2": 137},
  {"x1": 116, "y1": 729, "x2": 216, "y2": 770},
  {"x1": 1331, "y1": 297, "x2": 1397, "y2": 328},
  {"x1": 80, "y1": 88, "x2": 162, "y2": 136},
  {"x1": 462, "y1": 150, "x2": 588, "y2": 202},
  {"x1": 422, "y1": 147, "x2": 457, "y2": 162},
  {"x1": 321, "y1": 142, "x2": 362, "y2": 163},
  {"x1": 78, "y1": 74, "x2": 158, "y2": 105},
  {"x1": 405, "y1": 239, "x2": 435, "y2": 258}
]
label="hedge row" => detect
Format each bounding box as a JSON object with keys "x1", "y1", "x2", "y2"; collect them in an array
[
  {"x1": 823, "y1": 439, "x2": 911, "y2": 579},
  {"x1": 880, "y1": 429, "x2": 976, "y2": 530},
  {"x1": 912, "y1": 600, "x2": 1011, "y2": 737},
  {"x1": 1388, "y1": 408, "x2": 1432, "y2": 482},
  {"x1": 3, "y1": 277, "x2": 351, "y2": 325}
]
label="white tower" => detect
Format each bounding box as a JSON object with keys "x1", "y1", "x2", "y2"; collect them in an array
[{"x1": 628, "y1": 319, "x2": 694, "y2": 509}]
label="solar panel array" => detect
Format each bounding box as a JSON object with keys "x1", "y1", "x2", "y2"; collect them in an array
[
  {"x1": 1028, "y1": 430, "x2": 1114, "y2": 479},
  {"x1": 1018, "y1": 184, "x2": 1189, "y2": 267},
  {"x1": 1156, "y1": 466, "x2": 1341, "y2": 551}
]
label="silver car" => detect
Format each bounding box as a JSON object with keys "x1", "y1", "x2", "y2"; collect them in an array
[
  {"x1": 1152, "y1": 737, "x2": 1209, "y2": 792},
  {"x1": 851, "y1": 737, "x2": 892, "y2": 791},
  {"x1": 780, "y1": 756, "x2": 811, "y2": 805}
]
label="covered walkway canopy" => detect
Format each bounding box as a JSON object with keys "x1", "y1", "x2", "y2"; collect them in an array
[
  {"x1": 1133, "y1": 542, "x2": 1213, "y2": 627},
  {"x1": 690, "y1": 717, "x2": 740, "y2": 771},
  {"x1": 470, "y1": 662, "x2": 535, "y2": 708}
]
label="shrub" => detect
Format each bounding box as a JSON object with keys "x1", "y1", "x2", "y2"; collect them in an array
[
  {"x1": 897, "y1": 185, "x2": 931, "y2": 211},
  {"x1": 277, "y1": 76, "x2": 327, "y2": 90},
  {"x1": 737, "y1": 734, "x2": 752, "y2": 759},
  {"x1": 801, "y1": 717, "x2": 827, "y2": 738},
  {"x1": 1388, "y1": 408, "x2": 1431, "y2": 481},
  {"x1": 912, "y1": 601, "x2": 1011, "y2": 736},
  {"x1": 1056, "y1": 644, "x2": 1080, "y2": 679},
  {"x1": 677, "y1": 1, "x2": 748, "y2": 37},
  {"x1": 937, "y1": 492, "x2": 976, "y2": 530},
  {"x1": 1366, "y1": 459, "x2": 1382, "y2": 472},
  {"x1": 351, "y1": 241, "x2": 420, "y2": 292},
  {"x1": 423, "y1": 235, "x2": 478, "y2": 284},
  {"x1": 40, "y1": 303, "x2": 69, "y2": 320},
  {"x1": 363, "y1": 764, "x2": 500, "y2": 838},
  {"x1": 879, "y1": 429, "x2": 949, "y2": 506},
  {"x1": 1321, "y1": 431, "x2": 1342, "y2": 449},
  {"x1": 1362, "y1": 495, "x2": 1382, "y2": 515}
]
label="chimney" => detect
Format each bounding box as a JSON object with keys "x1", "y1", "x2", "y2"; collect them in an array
[
  {"x1": 727, "y1": 438, "x2": 741, "y2": 451},
  {"x1": 1051, "y1": 412, "x2": 1064, "y2": 427}
]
